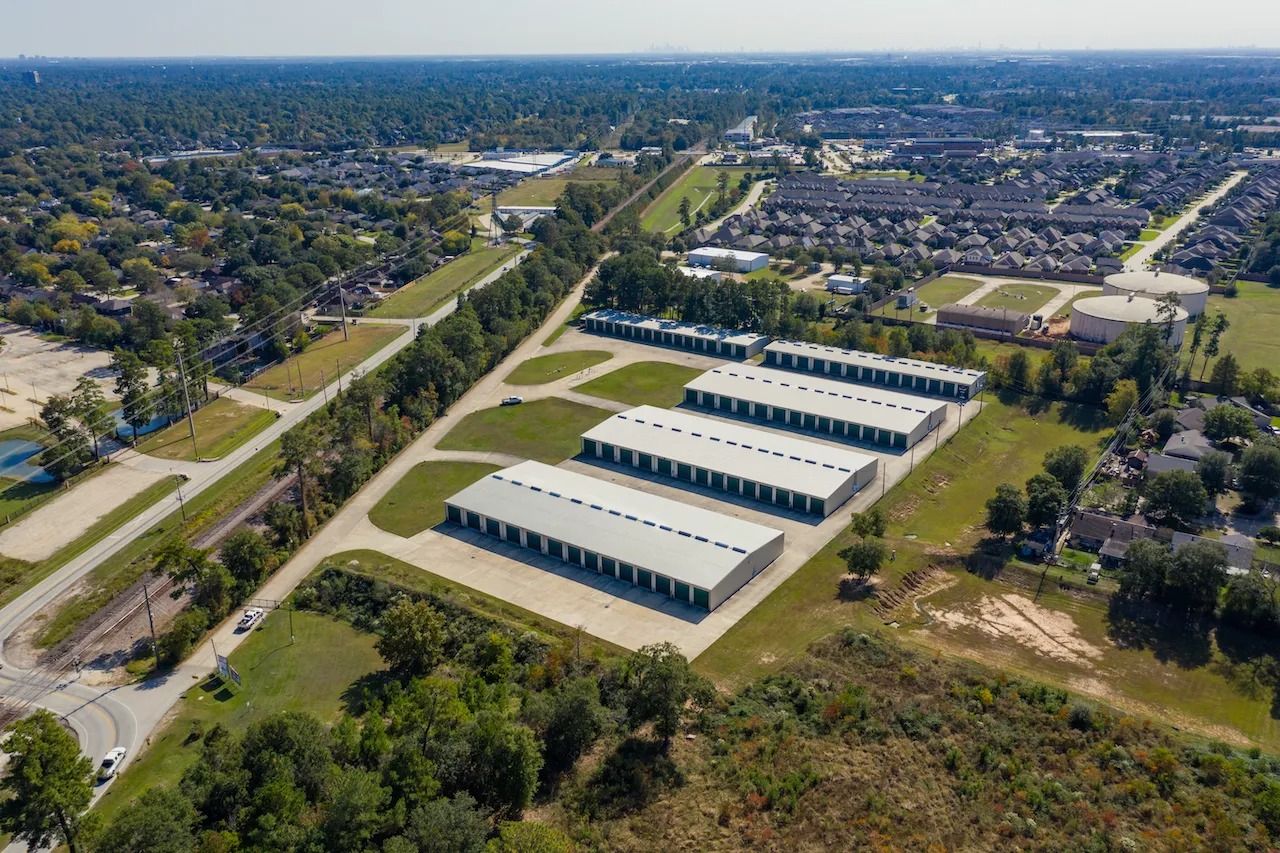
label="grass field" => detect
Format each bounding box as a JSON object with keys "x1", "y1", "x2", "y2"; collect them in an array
[
  {"x1": 135, "y1": 398, "x2": 275, "y2": 462},
  {"x1": 1119, "y1": 243, "x2": 1143, "y2": 262},
  {"x1": 0, "y1": 477, "x2": 56, "y2": 524},
  {"x1": 92, "y1": 610, "x2": 381, "y2": 824},
  {"x1": 494, "y1": 166, "x2": 620, "y2": 208},
  {"x1": 694, "y1": 395, "x2": 1109, "y2": 690},
  {"x1": 975, "y1": 283, "x2": 1058, "y2": 314},
  {"x1": 542, "y1": 304, "x2": 588, "y2": 346},
  {"x1": 370, "y1": 244, "x2": 520, "y2": 319},
  {"x1": 437, "y1": 397, "x2": 612, "y2": 464},
  {"x1": 1138, "y1": 229, "x2": 1161, "y2": 242},
  {"x1": 369, "y1": 461, "x2": 500, "y2": 538},
  {"x1": 504, "y1": 350, "x2": 613, "y2": 385},
  {"x1": 1200, "y1": 281, "x2": 1280, "y2": 374},
  {"x1": 640, "y1": 166, "x2": 753, "y2": 234},
  {"x1": 1052, "y1": 286, "x2": 1104, "y2": 318},
  {"x1": 843, "y1": 170, "x2": 925, "y2": 182},
  {"x1": 873, "y1": 275, "x2": 983, "y2": 318},
  {"x1": 573, "y1": 361, "x2": 705, "y2": 409},
  {"x1": 244, "y1": 324, "x2": 406, "y2": 401}
]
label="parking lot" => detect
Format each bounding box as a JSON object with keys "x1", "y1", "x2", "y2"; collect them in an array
[{"x1": 0, "y1": 323, "x2": 116, "y2": 432}]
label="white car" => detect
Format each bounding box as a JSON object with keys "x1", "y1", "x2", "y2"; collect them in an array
[
  {"x1": 238, "y1": 607, "x2": 264, "y2": 631},
  {"x1": 98, "y1": 747, "x2": 126, "y2": 781},
  {"x1": 500, "y1": 396, "x2": 524, "y2": 406}
]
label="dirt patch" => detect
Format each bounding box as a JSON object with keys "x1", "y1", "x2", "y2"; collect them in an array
[
  {"x1": 922, "y1": 473, "x2": 950, "y2": 495},
  {"x1": 888, "y1": 495, "x2": 921, "y2": 524},
  {"x1": 931, "y1": 593, "x2": 1104, "y2": 666}
]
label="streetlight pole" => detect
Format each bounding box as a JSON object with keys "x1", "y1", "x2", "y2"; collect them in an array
[{"x1": 174, "y1": 344, "x2": 199, "y2": 460}]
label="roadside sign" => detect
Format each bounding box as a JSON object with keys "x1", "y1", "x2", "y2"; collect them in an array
[
  {"x1": 216, "y1": 654, "x2": 229, "y2": 679},
  {"x1": 228, "y1": 664, "x2": 242, "y2": 687}
]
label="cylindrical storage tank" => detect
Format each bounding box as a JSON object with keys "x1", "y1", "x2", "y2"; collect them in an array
[
  {"x1": 1103, "y1": 270, "x2": 1209, "y2": 317},
  {"x1": 1071, "y1": 295, "x2": 1188, "y2": 347}
]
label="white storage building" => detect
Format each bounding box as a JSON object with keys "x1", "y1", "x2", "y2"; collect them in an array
[
  {"x1": 581, "y1": 405, "x2": 878, "y2": 517},
  {"x1": 1103, "y1": 270, "x2": 1209, "y2": 317},
  {"x1": 582, "y1": 309, "x2": 769, "y2": 358},
  {"x1": 444, "y1": 461, "x2": 784, "y2": 611},
  {"x1": 826, "y1": 274, "x2": 868, "y2": 294},
  {"x1": 687, "y1": 246, "x2": 770, "y2": 273},
  {"x1": 1070, "y1": 294, "x2": 1188, "y2": 347},
  {"x1": 683, "y1": 363, "x2": 947, "y2": 449},
  {"x1": 763, "y1": 340, "x2": 986, "y2": 400}
]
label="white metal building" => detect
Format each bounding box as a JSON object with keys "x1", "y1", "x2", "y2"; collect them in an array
[
  {"x1": 763, "y1": 340, "x2": 986, "y2": 400},
  {"x1": 444, "y1": 461, "x2": 784, "y2": 611},
  {"x1": 683, "y1": 363, "x2": 948, "y2": 449},
  {"x1": 826, "y1": 274, "x2": 868, "y2": 294},
  {"x1": 1103, "y1": 270, "x2": 1210, "y2": 317},
  {"x1": 677, "y1": 265, "x2": 723, "y2": 282},
  {"x1": 1070, "y1": 294, "x2": 1188, "y2": 347},
  {"x1": 687, "y1": 246, "x2": 770, "y2": 273},
  {"x1": 582, "y1": 309, "x2": 769, "y2": 358},
  {"x1": 580, "y1": 405, "x2": 878, "y2": 516}
]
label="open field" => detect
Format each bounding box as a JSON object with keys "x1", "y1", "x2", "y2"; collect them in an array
[
  {"x1": 244, "y1": 325, "x2": 406, "y2": 401},
  {"x1": 1138, "y1": 229, "x2": 1161, "y2": 242},
  {"x1": 135, "y1": 398, "x2": 275, "y2": 462},
  {"x1": 1200, "y1": 281, "x2": 1280, "y2": 374},
  {"x1": 573, "y1": 361, "x2": 704, "y2": 408},
  {"x1": 975, "y1": 282, "x2": 1059, "y2": 314},
  {"x1": 493, "y1": 165, "x2": 620, "y2": 208},
  {"x1": 543, "y1": 304, "x2": 588, "y2": 346},
  {"x1": 694, "y1": 395, "x2": 1109, "y2": 691},
  {"x1": 640, "y1": 165, "x2": 752, "y2": 234},
  {"x1": 368, "y1": 460, "x2": 500, "y2": 538},
  {"x1": 437, "y1": 397, "x2": 612, "y2": 464},
  {"x1": 1052, "y1": 288, "x2": 1103, "y2": 318},
  {"x1": 505, "y1": 350, "x2": 613, "y2": 385},
  {"x1": 369, "y1": 244, "x2": 520, "y2": 319},
  {"x1": 874, "y1": 275, "x2": 983, "y2": 318},
  {"x1": 92, "y1": 610, "x2": 381, "y2": 824}
]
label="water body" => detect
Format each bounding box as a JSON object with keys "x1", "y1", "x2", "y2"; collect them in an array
[{"x1": 0, "y1": 439, "x2": 55, "y2": 484}]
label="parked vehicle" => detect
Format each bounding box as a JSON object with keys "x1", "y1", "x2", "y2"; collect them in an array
[
  {"x1": 238, "y1": 607, "x2": 265, "y2": 631},
  {"x1": 500, "y1": 396, "x2": 524, "y2": 406}
]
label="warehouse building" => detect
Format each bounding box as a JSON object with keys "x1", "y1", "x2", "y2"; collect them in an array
[
  {"x1": 580, "y1": 405, "x2": 878, "y2": 517},
  {"x1": 687, "y1": 246, "x2": 770, "y2": 273},
  {"x1": 683, "y1": 363, "x2": 947, "y2": 449},
  {"x1": 763, "y1": 340, "x2": 986, "y2": 400},
  {"x1": 936, "y1": 303, "x2": 1030, "y2": 336},
  {"x1": 444, "y1": 461, "x2": 784, "y2": 611},
  {"x1": 582, "y1": 309, "x2": 769, "y2": 358},
  {"x1": 1070, "y1": 294, "x2": 1188, "y2": 347}
]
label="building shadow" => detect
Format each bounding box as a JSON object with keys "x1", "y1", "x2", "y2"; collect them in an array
[{"x1": 436, "y1": 522, "x2": 711, "y2": 625}]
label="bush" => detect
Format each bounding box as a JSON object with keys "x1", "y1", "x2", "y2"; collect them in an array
[{"x1": 1258, "y1": 525, "x2": 1280, "y2": 545}]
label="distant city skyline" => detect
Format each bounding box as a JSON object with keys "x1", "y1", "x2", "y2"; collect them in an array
[{"x1": 4, "y1": 0, "x2": 1279, "y2": 59}]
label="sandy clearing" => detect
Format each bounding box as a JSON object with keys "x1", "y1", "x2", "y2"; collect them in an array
[
  {"x1": 932, "y1": 593, "x2": 1104, "y2": 666},
  {"x1": 0, "y1": 465, "x2": 166, "y2": 562}
]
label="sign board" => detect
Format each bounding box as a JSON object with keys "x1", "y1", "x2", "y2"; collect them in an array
[
  {"x1": 228, "y1": 664, "x2": 242, "y2": 688},
  {"x1": 216, "y1": 654, "x2": 229, "y2": 679}
]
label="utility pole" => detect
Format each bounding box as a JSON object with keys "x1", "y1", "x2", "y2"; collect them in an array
[
  {"x1": 143, "y1": 582, "x2": 159, "y2": 662},
  {"x1": 320, "y1": 369, "x2": 329, "y2": 405},
  {"x1": 174, "y1": 344, "x2": 200, "y2": 460},
  {"x1": 294, "y1": 357, "x2": 305, "y2": 401},
  {"x1": 172, "y1": 470, "x2": 187, "y2": 521},
  {"x1": 337, "y1": 285, "x2": 350, "y2": 342},
  {"x1": 336, "y1": 359, "x2": 343, "y2": 393},
  {"x1": 289, "y1": 603, "x2": 295, "y2": 644}
]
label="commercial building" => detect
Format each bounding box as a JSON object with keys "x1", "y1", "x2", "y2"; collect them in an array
[
  {"x1": 936, "y1": 303, "x2": 1030, "y2": 336},
  {"x1": 763, "y1": 340, "x2": 986, "y2": 400},
  {"x1": 687, "y1": 246, "x2": 770, "y2": 273},
  {"x1": 826, "y1": 274, "x2": 868, "y2": 294},
  {"x1": 725, "y1": 115, "x2": 758, "y2": 144},
  {"x1": 580, "y1": 405, "x2": 878, "y2": 517},
  {"x1": 1103, "y1": 270, "x2": 1209, "y2": 317},
  {"x1": 677, "y1": 265, "x2": 723, "y2": 282},
  {"x1": 1070, "y1": 294, "x2": 1188, "y2": 347},
  {"x1": 582, "y1": 309, "x2": 768, "y2": 358},
  {"x1": 683, "y1": 363, "x2": 947, "y2": 449},
  {"x1": 444, "y1": 461, "x2": 784, "y2": 611}
]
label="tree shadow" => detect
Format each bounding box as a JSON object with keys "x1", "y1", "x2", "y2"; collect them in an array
[
  {"x1": 1104, "y1": 597, "x2": 1214, "y2": 670},
  {"x1": 837, "y1": 577, "x2": 876, "y2": 603},
  {"x1": 570, "y1": 736, "x2": 683, "y2": 820},
  {"x1": 965, "y1": 538, "x2": 1017, "y2": 580},
  {"x1": 1056, "y1": 401, "x2": 1107, "y2": 433},
  {"x1": 341, "y1": 669, "x2": 396, "y2": 716}
]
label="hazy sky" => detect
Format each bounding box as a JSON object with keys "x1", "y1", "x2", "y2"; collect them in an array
[{"x1": 4, "y1": 0, "x2": 1279, "y2": 57}]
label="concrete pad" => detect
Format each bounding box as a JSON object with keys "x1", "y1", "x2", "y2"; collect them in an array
[
  {"x1": 0, "y1": 465, "x2": 166, "y2": 562},
  {"x1": 0, "y1": 324, "x2": 115, "y2": 433}
]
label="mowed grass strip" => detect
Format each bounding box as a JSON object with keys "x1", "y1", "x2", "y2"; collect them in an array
[
  {"x1": 505, "y1": 350, "x2": 612, "y2": 385},
  {"x1": 693, "y1": 396, "x2": 1107, "y2": 690},
  {"x1": 493, "y1": 165, "x2": 620, "y2": 208},
  {"x1": 135, "y1": 398, "x2": 276, "y2": 462},
  {"x1": 244, "y1": 324, "x2": 406, "y2": 401},
  {"x1": 874, "y1": 275, "x2": 983, "y2": 318},
  {"x1": 1201, "y1": 280, "x2": 1280, "y2": 374},
  {"x1": 975, "y1": 283, "x2": 1059, "y2": 314},
  {"x1": 437, "y1": 397, "x2": 612, "y2": 464},
  {"x1": 640, "y1": 165, "x2": 753, "y2": 234},
  {"x1": 573, "y1": 361, "x2": 705, "y2": 408},
  {"x1": 370, "y1": 244, "x2": 520, "y2": 319},
  {"x1": 92, "y1": 610, "x2": 380, "y2": 824},
  {"x1": 369, "y1": 461, "x2": 500, "y2": 538}
]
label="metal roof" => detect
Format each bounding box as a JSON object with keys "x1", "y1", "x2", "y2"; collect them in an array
[
  {"x1": 685, "y1": 364, "x2": 947, "y2": 435},
  {"x1": 445, "y1": 461, "x2": 784, "y2": 590},
  {"x1": 1104, "y1": 270, "x2": 1209, "y2": 296},
  {"x1": 582, "y1": 406, "x2": 877, "y2": 500},
  {"x1": 583, "y1": 309, "x2": 769, "y2": 347},
  {"x1": 1072, "y1": 295, "x2": 1189, "y2": 323},
  {"x1": 766, "y1": 340, "x2": 986, "y2": 386},
  {"x1": 688, "y1": 246, "x2": 770, "y2": 262}
]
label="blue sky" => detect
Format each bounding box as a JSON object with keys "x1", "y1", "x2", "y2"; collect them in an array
[{"x1": 4, "y1": 0, "x2": 1278, "y2": 57}]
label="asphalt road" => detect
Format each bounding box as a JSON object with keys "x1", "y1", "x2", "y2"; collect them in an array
[{"x1": 0, "y1": 247, "x2": 528, "y2": 838}]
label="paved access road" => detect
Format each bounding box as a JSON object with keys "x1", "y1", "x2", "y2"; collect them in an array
[
  {"x1": 0, "y1": 248, "x2": 528, "y2": 832},
  {"x1": 1124, "y1": 170, "x2": 1248, "y2": 271}
]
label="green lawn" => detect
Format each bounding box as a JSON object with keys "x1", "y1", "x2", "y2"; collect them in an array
[
  {"x1": 369, "y1": 461, "x2": 500, "y2": 538},
  {"x1": 244, "y1": 324, "x2": 406, "y2": 401},
  {"x1": 1200, "y1": 281, "x2": 1280, "y2": 374},
  {"x1": 975, "y1": 283, "x2": 1059, "y2": 314},
  {"x1": 92, "y1": 610, "x2": 381, "y2": 824},
  {"x1": 505, "y1": 350, "x2": 613, "y2": 385},
  {"x1": 639, "y1": 166, "x2": 753, "y2": 234},
  {"x1": 573, "y1": 361, "x2": 705, "y2": 409},
  {"x1": 873, "y1": 275, "x2": 983, "y2": 318},
  {"x1": 494, "y1": 166, "x2": 620, "y2": 208},
  {"x1": 1052, "y1": 287, "x2": 1104, "y2": 318},
  {"x1": 370, "y1": 244, "x2": 520, "y2": 319},
  {"x1": 437, "y1": 397, "x2": 612, "y2": 464},
  {"x1": 1138, "y1": 229, "x2": 1161, "y2": 242},
  {"x1": 0, "y1": 476, "x2": 57, "y2": 524},
  {"x1": 1119, "y1": 243, "x2": 1143, "y2": 262},
  {"x1": 135, "y1": 398, "x2": 275, "y2": 462},
  {"x1": 542, "y1": 304, "x2": 588, "y2": 346},
  {"x1": 694, "y1": 395, "x2": 1108, "y2": 691}
]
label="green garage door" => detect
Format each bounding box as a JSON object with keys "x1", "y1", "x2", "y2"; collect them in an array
[
  {"x1": 803, "y1": 414, "x2": 817, "y2": 430},
  {"x1": 695, "y1": 468, "x2": 710, "y2": 486},
  {"x1": 674, "y1": 581, "x2": 691, "y2": 603},
  {"x1": 547, "y1": 540, "x2": 564, "y2": 559},
  {"x1": 505, "y1": 524, "x2": 521, "y2": 544},
  {"x1": 693, "y1": 588, "x2": 710, "y2": 609},
  {"x1": 895, "y1": 432, "x2": 908, "y2": 449},
  {"x1": 943, "y1": 381, "x2": 955, "y2": 397},
  {"x1": 655, "y1": 576, "x2": 672, "y2": 597},
  {"x1": 711, "y1": 472, "x2": 725, "y2": 489},
  {"x1": 657, "y1": 458, "x2": 673, "y2": 477},
  {"x1": 636, "y1": 568, "x2": 652, "y2": 589},
  {"x1": 637, "y1": 453, "x2": 653, "y2": 470},
  {"x1": 684, "y1": 389, "x2": 697, "y2": 404},
  {"x1": 619, "y1": 448, "x2": 634, "y2": 466},
  {"x1": 582, "y1": 438, "x2": 598, "y2": 456},
  {"x1": 677, "y1": 462, "x2": 693, "y2": 480},
  {"x1": 525, "y1": 533, "x2": 542, "y2": 552},
  {"x1": 447, "y1": 505, "x2": 462, "y2": 524},
  {"x1": 485, "y1": 518, "x2": 501, "y2": 536}
]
